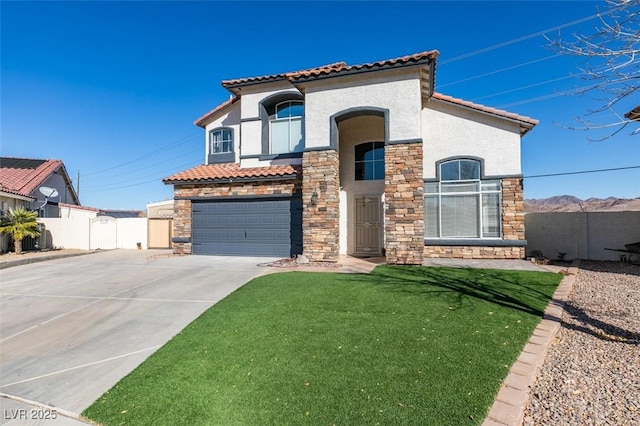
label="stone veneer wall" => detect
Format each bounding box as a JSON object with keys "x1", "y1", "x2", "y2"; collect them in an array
[
  {"x1": 384, "y1": 142, "x2": 425, "y2": 265},
  {"x1": 423, "y1": 177, "x2": 526, "y2": 259},
  {"x1": 171, "y1": 179, "x2": 301, "y2": 255},
  {"x1": 302, "y1": 150, "x2": 340, "y2": 261}
]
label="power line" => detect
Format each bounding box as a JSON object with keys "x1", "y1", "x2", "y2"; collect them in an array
[
  {"x1": 439, "y1": 6, "x2": 620, "y2": 65},
  {"x1": 438, "y1": 55, "x2": 559, "y2": 89},
  {"x1": 87, "y1": 159, "x2": 201, "y2": 190},
  {"x1": 82, "y1": 131, "x2": 201, "y2": 177},
  {"x1": 524, "y1": 165, "x2": 640, "y2": 179},
  {"x1": 473, "y1": 75, "x2": 573, "y2": 102},
  {"x1": 81, "y1": 146, "x2": 201, "y2": 183}
]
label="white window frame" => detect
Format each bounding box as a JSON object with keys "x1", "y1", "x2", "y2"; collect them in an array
[
  {"x1": 269, "y1": 100, "x2": 304, "y2": 154},
  {"x1": 209, "y1": 128, "x2": 233, "y2": 154},
  {"x1": 425, "y1": 159, "x2": 502, "y2": 239}
]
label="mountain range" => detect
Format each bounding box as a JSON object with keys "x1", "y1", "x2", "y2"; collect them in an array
[{"x1": 524, "y1": 196, "x2": 640, "y2": 212}]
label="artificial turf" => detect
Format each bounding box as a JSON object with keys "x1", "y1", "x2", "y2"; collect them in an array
[{"x1": 83, "y1": 265, "x2": 562, "y2": 426}]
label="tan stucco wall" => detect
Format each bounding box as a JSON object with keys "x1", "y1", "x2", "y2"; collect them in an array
[{"x1": 525, "y1": 211, "x2": 640, "y2": 261}]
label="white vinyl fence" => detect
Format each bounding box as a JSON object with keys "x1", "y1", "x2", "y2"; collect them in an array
[
  {"x1": 525, "y1": 211, "x2": 640, "y2": 261},
  {"x1": 38, "y1": 217, "x2": 148, "y2": 250}
]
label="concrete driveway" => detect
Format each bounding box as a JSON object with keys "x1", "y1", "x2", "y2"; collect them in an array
[{"x1": 0, "y1": 250, "x2": 279, "y2": 424}]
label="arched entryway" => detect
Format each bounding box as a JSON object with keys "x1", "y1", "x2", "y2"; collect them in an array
[{"x1": 332, "y1": 108, "x2": 388, "y2": 256}]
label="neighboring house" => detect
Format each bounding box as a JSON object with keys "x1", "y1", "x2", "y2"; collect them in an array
[
  {"x1": 98, "y1": 210, "x2": 146, "y2": 218},
  {"x1": 1, "y1": 157, "x2": 80, "y2": 251},
  {"x1": 58, "y1": 203, "x2": 101, "y2": 219},
  {"x1": 147, "y1": 200, "x2": 175, "y2": 219},
  {"x1": 0, "y1": 157, "x2": 80, "y2": 215},
  {"x1": 163, "y1": 51, "x2": 538, "y2": 264}
]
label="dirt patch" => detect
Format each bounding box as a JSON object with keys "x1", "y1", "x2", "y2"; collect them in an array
[
  {"x1": 146, "y1": 252, "x2": 187, "y2": 262},
  {"x1": 257, "y1": 258, "x2": 342, "y2": 269}
]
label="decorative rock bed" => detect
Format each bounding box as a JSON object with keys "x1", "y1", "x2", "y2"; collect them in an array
[{"x1": 523, "y1": 261, "x2": 640, "y2": 425}]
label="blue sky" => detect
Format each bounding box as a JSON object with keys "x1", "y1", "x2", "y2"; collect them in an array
[{"x1": 2, "y1": 1, "x2": 638, "y2": 210}]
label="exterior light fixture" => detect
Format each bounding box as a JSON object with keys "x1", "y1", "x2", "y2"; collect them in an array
[{"x1": 310, "y1": 190, "x2": 318, "y2": 206}]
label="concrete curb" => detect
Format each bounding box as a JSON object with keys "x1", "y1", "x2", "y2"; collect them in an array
[
  {"x1": 0, "y1": 392, "x2": 96, "y2": 424},
  {"x1": 482, "y1": 260, "x2": 580, "y2": 426},
  {"x1": 0, "y1": 251, "x2": 100, "y2": 270}
]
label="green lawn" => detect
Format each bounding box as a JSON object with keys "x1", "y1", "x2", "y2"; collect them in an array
[{"x1": 83, "y1": 266, "x2": 562, "y2": 426}]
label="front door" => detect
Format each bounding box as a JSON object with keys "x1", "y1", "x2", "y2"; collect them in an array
[{"x1": 354, "y1": 195, "x2": 382, "y2": 256}]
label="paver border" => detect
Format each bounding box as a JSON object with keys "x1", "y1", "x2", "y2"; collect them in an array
[{"x1": 482, "y1": 260, "x2": 579, "y2": 426}]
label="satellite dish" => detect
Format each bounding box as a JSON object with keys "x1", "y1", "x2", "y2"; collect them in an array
[{"x1": 39, "y1": 186, "x2": 59, "y2": 198}]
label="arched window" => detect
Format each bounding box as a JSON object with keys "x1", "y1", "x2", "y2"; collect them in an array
[
  {"x1": 269, "y1": 100, "x2": 304, "y2": 154},
  {"x1": 207, "y1": 127, "x2": 235, "y2": 164},
  {"x1": 425, "y1": 159, "x2": 501, "y2": 238},
  {"x1": 355, "y1": 141, "x2": 384, "y2": 180}
]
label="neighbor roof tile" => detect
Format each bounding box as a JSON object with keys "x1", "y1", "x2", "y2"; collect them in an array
[{"x1": 0, "y1": 157, "x2": 63, "y2": 198}]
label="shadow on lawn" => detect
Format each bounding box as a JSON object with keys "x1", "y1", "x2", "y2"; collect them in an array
[{"x1": 344, "y1": 266, "x2": 557, "y2": 317}]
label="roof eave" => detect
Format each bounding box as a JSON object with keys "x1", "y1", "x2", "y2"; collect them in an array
[
  {"x1": 290, "y1": 57, "x2": 437, "y2": 84},
  {"x1": 163, "y1": 173, "x2": 299, "y2": 186},
  {"x1": 0, "y1": 190, "x2": 36, "y2": 201},
  {"x1": 429, "y1": 96, "x2": 538, "y2": 136},
  {"x1": 194, "y1": 96, "x2": 239, "y2": 128}
]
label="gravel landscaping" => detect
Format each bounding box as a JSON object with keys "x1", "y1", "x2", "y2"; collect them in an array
[{"x1": 524, "y1": 261, "x2": 640, "y2": 426}]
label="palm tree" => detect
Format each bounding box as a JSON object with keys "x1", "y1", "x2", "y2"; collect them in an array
[{"x1": 0, "y1": 207, "x2": 41, "y2": 255}]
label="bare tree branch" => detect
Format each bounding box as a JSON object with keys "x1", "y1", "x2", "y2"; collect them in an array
[{"x1": 547, "y1": 0, "x2": 640, "y2": 139}]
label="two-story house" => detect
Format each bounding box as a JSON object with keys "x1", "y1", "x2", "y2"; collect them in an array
[{"x1": 163, "y1": 51, "x2": 537, "y2": 265}]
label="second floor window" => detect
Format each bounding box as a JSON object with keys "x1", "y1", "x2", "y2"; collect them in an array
[
  {"x1": 270, "y1": 101, "x2": 304, "y2": 154},
  {"x1": 355, "y1": 142, "x2": 385, "y2": 180},
  {"x1": 210, "y1": 128, "x2": 233, "y2": 154}
]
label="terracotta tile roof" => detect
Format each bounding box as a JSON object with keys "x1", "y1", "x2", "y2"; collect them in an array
[
  {"x1": 163, "y1": 163, "x2": 301, "y2": 183},
  {"x1": 0, "y1": 157, "x2": 63, "y2": 198},
  {"x1": 431, "y1": 93, "x2": 539, "y2": 131},
  {"x1": 221, "y1": 51, "x2": 439, "y2": 89},
  {"x1": 194, "y1": 96, "x2": 239, "y2": 127}
]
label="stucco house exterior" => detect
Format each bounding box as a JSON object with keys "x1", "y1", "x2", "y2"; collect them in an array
[{"x1": 163, "y1": 51, "x2": 538, "y2": 265}]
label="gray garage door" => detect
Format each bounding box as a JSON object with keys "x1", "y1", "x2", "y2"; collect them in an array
[{"x1": 191, "y1": 197, "x2": 303, "y2": 257}]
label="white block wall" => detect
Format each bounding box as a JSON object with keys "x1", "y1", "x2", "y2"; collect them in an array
[{"x1": 38, "y1": 217, "x2": 149, "y2": 250}]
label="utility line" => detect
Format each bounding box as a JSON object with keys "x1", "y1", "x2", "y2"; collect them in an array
[
  {"x1": 438, "y1": 55, "x2": 559, "y2": 89},
  {"x1": 439, "y1": 6, "x2": 620, "y2": 65},
  {"x1": 524, "y1": 165, "x2": 640, "y2": 179},
  {"x1": 81, "y1": 146, "x2": 201, "y2": 183},
  {"x1": 82, "y1": 131, "x2": 200, "y2": 177},
  {"x1": 87, "y1": 160, "x2": 201, "y2": 190}
]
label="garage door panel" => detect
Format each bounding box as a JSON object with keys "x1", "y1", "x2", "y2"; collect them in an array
[
  {"x1": 192, "y1": 242, "x2": 293, "y2": 256},
  {"x1": 192, "y1": 197, "x2": 302, "y2": 257}
]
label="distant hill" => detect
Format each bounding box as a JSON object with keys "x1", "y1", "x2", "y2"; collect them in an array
[{"x1": 524, "y1": 195, "x2": 640, "y2": 212}]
